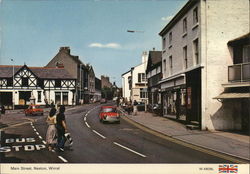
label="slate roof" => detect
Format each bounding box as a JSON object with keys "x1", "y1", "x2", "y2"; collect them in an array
[
  {"x1": 0, "y1": 65, "x2": 75, "y2": 79},
  {"x1": 149, "y1": 51, "x2": 162, "y2": 65}
]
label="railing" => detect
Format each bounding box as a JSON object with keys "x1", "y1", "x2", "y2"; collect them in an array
[{"x1": 228, "y1": 62, "x2": 250, "y2": 82}]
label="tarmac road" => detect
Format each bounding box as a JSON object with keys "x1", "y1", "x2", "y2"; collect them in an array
[{"x1": 0, "y1": 102, "x2": 232, "y2": 163}]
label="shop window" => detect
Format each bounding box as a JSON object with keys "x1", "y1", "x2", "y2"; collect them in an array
[{"x1": 55, "y1": 92, "x2": 61, "y2": 105}]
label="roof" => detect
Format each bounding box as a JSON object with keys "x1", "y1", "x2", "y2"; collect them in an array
[
  {"x1": 228, "y1": 33, "x2": 250, "y2": 46},
  {"x1": 146, "y1": 51, "x2": 162, "y2": 72},
  {"x1": 149, "y1": 51, "x2": 162, "y2": 65},
  {"x1": 121, "y1": 70, "x2": 131, "y2": 76},
  {"x1": 0, "y1": 65, "x2": 75, "y2": 79},
  {"x1": 159, "y1": 0, "x2": 197, "y2": 36},
  {"x1": 213, "y1": 92, "x2": 250, "y2": 99}
]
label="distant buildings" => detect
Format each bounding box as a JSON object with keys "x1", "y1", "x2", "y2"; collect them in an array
[
  {"x1": 122, "y1": 51, "x2": 148, "y2": 103},
  {"x1": 46, "y1": 47, "x2": 101, "y2": 104}
]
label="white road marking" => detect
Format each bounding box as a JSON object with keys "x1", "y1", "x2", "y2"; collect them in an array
[
  {"x1": 58, "y1": 156, "x2": 68, "y2": 163},
  {"x1": 92, "y1": 130, "x2": 106, "y2": 139},
  {"x1": 85, "y1": 122, "x2": 90, "y2": 128},
  {"x1": 33, "y1": 128, "x2": 37, "y2": 131},
  {"x1": 42, "y1": 140, "x2": 46, "y2": 144},
  {"x1": 84, "y1": 117, "x2": 86, "y2": 121},
  {"x1": 113, "y1": 142, "x2": 146, "y2": 158},
  {"x1": 38, "y1": 136, "x2": 43, "y2": 139},
  {"x1": 36, "y1": 132, "x2": 39, "y2": 135}
]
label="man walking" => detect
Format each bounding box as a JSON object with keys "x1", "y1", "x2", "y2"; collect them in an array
[{"x1": 133, "y1": 100, "x2": 138, "y2": 116}]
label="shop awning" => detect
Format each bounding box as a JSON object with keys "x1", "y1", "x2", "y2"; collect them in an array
[{"x1": 213, "y1": 92, "x2": 250, "y2": 99}]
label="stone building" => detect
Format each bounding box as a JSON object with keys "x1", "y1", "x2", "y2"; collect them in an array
[
  {"x1": 46, "y1": 47, "x2": 89, "y2": 104},
  {"x1": 101, "y1": 75, "x2": 112, "y2": 89},
  {"x1": 159, "y1": 0, "x2": 249, "y2": 131}
]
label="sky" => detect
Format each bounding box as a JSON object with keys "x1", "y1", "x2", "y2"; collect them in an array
[{"x1": 0, "y1": 0, "x2": 187, "y2": 87}]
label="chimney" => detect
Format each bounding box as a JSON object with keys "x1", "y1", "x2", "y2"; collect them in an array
[
  {"x1": 59, "y1": 47, "x2": 70, "y2": 54},
  {"x1": 153, "y1": 47, "x2": 155, "y2": 51}
]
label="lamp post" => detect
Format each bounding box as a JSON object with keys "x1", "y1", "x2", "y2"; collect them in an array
[
  {"x1": 11, "y1": 59, "x2": 15, "y2": 110},
  {"x1": 79, "y1": 64, "x2": 82, "y2": 104}
]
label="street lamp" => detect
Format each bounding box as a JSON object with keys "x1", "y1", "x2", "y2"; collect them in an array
[{"x1": 11, "y1": 59, "x2": 15, "y2": 110}]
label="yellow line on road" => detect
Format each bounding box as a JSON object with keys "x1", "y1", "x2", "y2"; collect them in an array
[
  {"x1": 122, "y1": 116, "x2": 249, "y2": 164},
  {"x1": 0, "y1": 121, "x2": 31, "y2": 131}
]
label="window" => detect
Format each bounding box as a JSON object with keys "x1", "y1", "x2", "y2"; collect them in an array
[
  {"x1": 193, "y1": 39, "x2": 199, "y2": 65},
  {"x1": 183, "y1": 18, "x2": 187, "y2": 33},
  {"x1": 128, "y1": 76, "x2": 132, "y2": 90},
  {"x1": 55, "y1": 80, "x2": 61, "y2": 88},
  {"x1": 37, "y1": 91, "x2": 42, "y2": 102},
  {"x1": 193, "y1": 7, "x2": 198, "y2": 24},
  {"x1": 163, "y1": 37, "x2": 166, "y2": 50},
  {"x1": 140, "y1": 88, "x2": 147, "y2": 99},
  {"x1": 22, "y1": 77, "x2": 28, "y2": 87},
  {"x1": 183, "y1": 46, "x2": 188, "y2": 69},
  {"x1": 243, "y1": 45, "x2": 250, "y2": 63},
  {"x1": 169, "y1": 32, "x2": 172, "y2": 46},
  {"x1": 163, "y1": 59, "x2": 166, "y2": 74},
  {"x1": 169, "y1": 56, "x2": 173, "y2": 75},
  {"x1": 63, "y1": 92, "x2": 68, "y2": 105},
  {"x1": 55, "y1": 92, "x2": 61, "y2": 105},
  {"x1": 138, "y1": 73, "x2": 146, "y2": 83}
]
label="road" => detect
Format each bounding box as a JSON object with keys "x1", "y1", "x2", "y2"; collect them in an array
[{"x1": 0, "y1": 102, "x2": 232, "y2": 163}]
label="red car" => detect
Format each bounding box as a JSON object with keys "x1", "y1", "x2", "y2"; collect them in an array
[
  {"x1": 24, "y1": 104, "x2": 44, "y2": 116},
  {"x1": 99, "y1": 106, "x2": 120, "y2": 123}
]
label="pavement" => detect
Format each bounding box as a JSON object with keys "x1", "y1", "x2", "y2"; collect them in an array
[{"x1": 119, "y1": 109, "x2": 250, "y2": 162}]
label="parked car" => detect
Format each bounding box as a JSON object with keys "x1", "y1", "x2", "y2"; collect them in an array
[
  {"x1": 99, "y1": 106, "x2": 120, "y2": 123},
  {"x1": 24, "y1": 104, "x2": 44, "y2": 116},
  {"x1": 100, "y1": 98, "x2": 107, "y2": 104}
]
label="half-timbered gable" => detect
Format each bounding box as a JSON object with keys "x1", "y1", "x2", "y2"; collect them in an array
[
  {"x1": 14, "y1": 65, "x2": 38, "y2": 89},
  {"x1": 0, "y1": 65, "x2": 76, "y2": 108}
]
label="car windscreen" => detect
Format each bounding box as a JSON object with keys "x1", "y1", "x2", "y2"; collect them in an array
[{"x1": 102, "y1": 108, "x2": 116, "y2": 113}]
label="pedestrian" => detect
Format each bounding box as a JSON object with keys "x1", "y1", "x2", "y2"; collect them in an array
[
  {"x1": 56, "y1": 105, "x2": 67, "y2": 152},
  {"x1": 133, "y1": 100, "x2": 138, "y2": 116},
  {"x1": 46, "y1": 107, "x2": 57, "y2": 151},
  {"x1": 1, "y1": 105, "x2": 5, "y2": 114}
]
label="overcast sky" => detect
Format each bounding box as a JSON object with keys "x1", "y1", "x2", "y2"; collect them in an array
[{"x1": 0, "y1": 0, "x2": 187, "y2": 87}]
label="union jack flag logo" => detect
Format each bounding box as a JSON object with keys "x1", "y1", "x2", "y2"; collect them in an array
[{"x1": 219, "y1": 165, "x2": 238, "y2": 173}]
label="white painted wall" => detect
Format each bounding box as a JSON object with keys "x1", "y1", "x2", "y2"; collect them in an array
[
  {"x1": 200, "y1": 0, "x2": 250, "y2": 130},
  {"x1": 122, "y1": 71, "x2": 131, "y2": 100},
  {"x1": 160, "y1": 0, "x2": 250, "y2": 130}
]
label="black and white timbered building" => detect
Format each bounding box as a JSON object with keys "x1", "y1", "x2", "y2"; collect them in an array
[{"x1": 0, "y1": 65, "x2": 76, "y2": 109}]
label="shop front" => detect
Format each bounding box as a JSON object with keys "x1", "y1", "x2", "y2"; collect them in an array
[{"x1": 161, "y1": 75, "x2": 186, "y2": 121}]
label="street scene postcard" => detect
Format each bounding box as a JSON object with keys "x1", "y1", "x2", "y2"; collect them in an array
[{"x1": 0, "y1": 0, "x2": 249, "y2": 174}]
